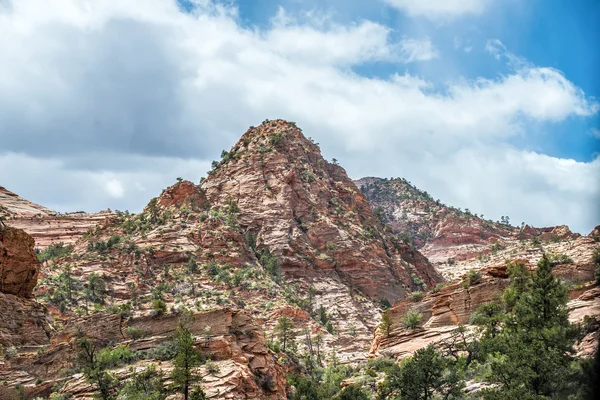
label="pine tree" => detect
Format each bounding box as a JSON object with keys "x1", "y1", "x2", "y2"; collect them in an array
[
  {"x1": 275, "y1": 316, "x2": 296, "y2": 353},
  {"x1": 76, "y1": 336, "x2": 115, "y2": 400},
  {"x1": 482, "y1": 255, "x2": 579, "y2": 399},
  {"x1": 170, "y1": 323, "x2": 204, "y2": 400}
]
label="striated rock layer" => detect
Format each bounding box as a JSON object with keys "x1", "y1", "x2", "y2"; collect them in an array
[
  {"x1": 0, "y1": 185, "x2": 112, "y2": 249},
  {"x1": 0, "y1": 309, "x2": 287, "y2": 400},
  {"x1": 370, "y1": 261, "x2": 600, "y2": 360}
]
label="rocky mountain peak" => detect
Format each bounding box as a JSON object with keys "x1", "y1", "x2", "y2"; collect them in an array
[{"x1": 200, "y1": 121, "x2": 442, "y2": 302}]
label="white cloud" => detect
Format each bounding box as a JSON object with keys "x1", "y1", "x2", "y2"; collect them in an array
[
  {"x1": 384, "y1": 0, "x2": 492, "y2": 19},
  {"x1": 398, "y1": 37, "x2": 439, "y2": 62},
  {"x1": 590, "y1": 128, "x2": 600, "y2": 139},
  {"x1": 104, "y1": 178, "x2": 125, "y2": 199},
  {"x1": 0, "y1": 0, "x2": 598, "y2": 233}
]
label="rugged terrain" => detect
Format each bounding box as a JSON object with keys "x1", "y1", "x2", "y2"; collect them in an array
[
  {"x1": 0, "y1": 122, "x2": 598, "y2": 399},
  {"x1": 0, "y1": 120, "x2": 446, "y2": 398},
  {"x1": 357, "y1": 177, "x2": 591, "y2": 280},
  {"x1": 0, "y1": 186, "x2": 112, "y2": 250}
]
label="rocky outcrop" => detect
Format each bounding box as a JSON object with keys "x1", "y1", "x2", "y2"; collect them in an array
[
  {"x1": 201, "y1": 120, "x2": 441, "y2": 302},
  {"x1": 0, "y1": 292, "x2": 53, "y2": 347},
  {"x1": 151, "y1": 180, "x2": 209, "y2": 212},
  {"x1": 0, "y1": 226, "x2": 39, "y2": 298},
  {"x1": 370, "y1": 262, "x2": 600, "y2": 360},
  {"x1": 0, "y1": 185, "x2": 112, "y2": 249},
  {"x1": 1, "y1": 309, "x2": 286, "y2": 400},
  {"x1": 357, "y1": 177, "x2": 597, "y2": 282}
]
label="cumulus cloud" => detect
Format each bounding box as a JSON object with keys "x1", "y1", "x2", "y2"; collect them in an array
[
  {"x1": 384, "y1": 0, "x2": 492, "y2": 19},
  {"x1": 0, "y1": 0, "x2": 598, "y2": 233}
]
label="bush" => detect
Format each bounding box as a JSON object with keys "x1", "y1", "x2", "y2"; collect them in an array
[
  {"x1": 548, "y1": 253, "x2": 574, "y2": 266},
  {"x1": 403, "y1": 310, "x2": 423, "y2": 330},
  {"x1": 411, "y1": 291, "x2": 424, "y2": 302},
  {"x1": 205, "y1": 359, "x2": 220, "y2": 374},
  {"x1": 37, "y1": 242, "x2": 73, "y2": 263},
  {"x1": 143, "y1": 341, "x2": 178, "y2": 361},
  {"x1": 463, "y1": 269, "x2": 482, "y2": 288},
  {"x1": 431, "y1": 283, "x2": 446, "y2": 294},
  {"x1": 97, "y1": 345, "x2": 139, "y2": 369},
  {"x1": 447, "y1": 257, "x2": 455, "y2": 265},
  {"x1": 126, "y1": 327, "x2": 145, "y2": 340},
  {"x1": 152, "y1": 299, "x2": 167, "y2": 316}
]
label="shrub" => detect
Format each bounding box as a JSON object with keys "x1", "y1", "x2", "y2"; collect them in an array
[
  {"x1": 548, "y1": 253, "x2": 574, "y2": 266},
  {"x1": 302, "y1": 170, "x2": 316, "y2": 183},
  {"x1": 37, "y1": 242, "x2": 73, "y2": 263},
  {"x1": 126, "y1": 327, "x2": 145, "y2": 340},
  {"x1": 379, "y1": 298, "x2": 392, "y2": 310},
  {"x1": 447, "y1": 257, "x2": 455, "y2": 265},
  {"x1": 97, "y1": 344, "x2": 138, "y2": 368},
  {"x1": 152, "y1": 299, "x2": 167, "y2": 316},
  {"x1": 411, "y1": 291, "x2": 425, "y2": 302},
  {"x1": 463, "y1": 269, "x2": 482, "y2": 288},
  {"x1": 144, "y1": 341, "x2": 178, "y2": 361},
  {"x1": 431, "y1": 283, "x2": 446, "y2": 294},
  {"x1": 403, "y1": 310, "x2": 423, "y2": 330},
  {"x1": 270, "y1": 132, "x2": 284, "y2": 147},
  {"x1": 205, "y1": 359, "x2": 220, "y2": 374}
]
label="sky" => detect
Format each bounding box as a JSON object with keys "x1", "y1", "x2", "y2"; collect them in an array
[{"x1": 0, "y1": 0, "x2": 599, "y2": 233}]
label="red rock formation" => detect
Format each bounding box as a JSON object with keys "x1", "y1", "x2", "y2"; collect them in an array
[
  {"x1": 0, "y1": 226, "x2": 39, "y2": 298},
  {"x1": 201, "y1": 120, "x2": 442, "y2": 302},
  {"x1": 0, "y1": 185, "x2": 112, "y2": 249},
  {"x1": 370, "y1": 261, "x2": 600, "y2": 360},
  {"x1": 151, "y1": 180, "x2": 209, "y2": 212}
]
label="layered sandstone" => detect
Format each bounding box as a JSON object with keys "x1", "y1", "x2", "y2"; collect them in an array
[
  {"x1": 370, "y1": 261, "x2": 600, "y2": 360},
  {"x1": 0, "y1": 185, "x2": 112, "y2": 249},
  {"x1": 0, "y1": 309, "x2": 286, "y2": 400},
  {"x1": 201, "y1": 120, "x2": 441, "y2": 301},
  {"x1": 357, "y1": 177, "x2": 594, "y2": 282}
]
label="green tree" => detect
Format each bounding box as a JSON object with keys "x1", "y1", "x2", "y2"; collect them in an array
[
  {"x1": 379, "y1": 345, "x2": 464, "y2": 400},
  {"x1": 85, "y1": 273, "x2": 107, "y2": 305},
  {"x1": 170, "y1": 322, "x2": 204, "y2": 400},
  {"x1": 117, "y1": 364, "x2": 165, "y2": 400},
  {"x1": 481, "y1": 254, "x2": 579, "y2": 399},
  {"x1": 334, "y1": 384, "x2": 370, "y2": 400},
  {"x1": 380, "y1": 310, "x2": 393, "y2": 337},
  {"x1": 75, "y1": 336, "x2": 116, "y2": 400},
  {"x1": 403, "y1": 310, "x2": 422, "y2": 330},
  {"x1": 275, "y1": 316, "x2": 296, "y2": 353}
]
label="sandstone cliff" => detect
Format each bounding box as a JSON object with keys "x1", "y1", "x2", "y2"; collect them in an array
[{"x1": 0, "y1": 185, "x2": 112, "y2": 249}]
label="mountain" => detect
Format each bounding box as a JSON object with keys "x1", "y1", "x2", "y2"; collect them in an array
[
  {"x1": 356, "y1": 177, "x2": 590, "y2": 280},
  {"x1": 1, "y1": 122, "x2": 598, "y2": 399},
  {"x1": 0, "y1": 120, "x2": 446, "y2": 399},
  {"x1": 0, "y1": 185, "x2": 112, "y2": 249}
]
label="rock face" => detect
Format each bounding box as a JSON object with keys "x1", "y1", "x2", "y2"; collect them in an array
[
  {"x1": 370, "y1": 262, "x2": 600, "y2": 360},
  {"x1": 357, "y1": 177, "x2": 594, "y2": 281},
  {"x1": 201, "y1": 121, "x2": 441, "y2": 302},
  {"x1": 1, "y1": 309, "x2": 286, "y2": 400},
  {"x1": 0, "y1": 226, "x2": 39, "y2": 298},
  {"x1": 0, "y1": 185, "x2": 112, "y2": 249},
  {"x1": 0, "y1": 292, "x2": 53, "y2": 347}
]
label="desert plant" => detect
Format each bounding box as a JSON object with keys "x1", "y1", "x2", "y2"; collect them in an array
[{"x1": 403, "y1": 310, "x2": 423, "y2": 330}]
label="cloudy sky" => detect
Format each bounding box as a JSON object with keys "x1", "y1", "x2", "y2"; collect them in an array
[{"x1": 1, "y1": 0, "x2": 599, "y2": 233}]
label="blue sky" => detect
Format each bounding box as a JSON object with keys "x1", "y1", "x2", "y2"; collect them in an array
[
  {"x1": 227, "y1": 0, "x2": 600, "y2": 162},
  {"x1": 0, "y1": 0, "x2": 598, "y2": 233}
]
